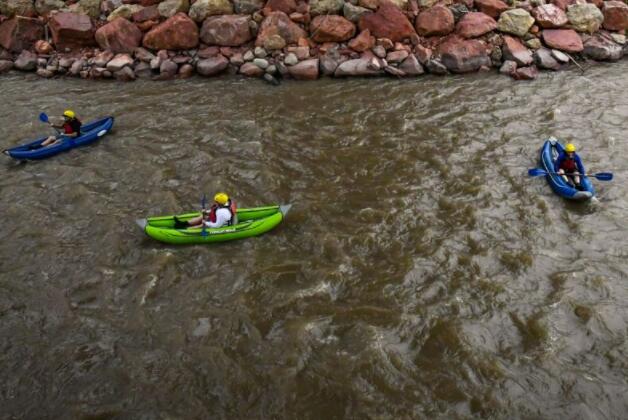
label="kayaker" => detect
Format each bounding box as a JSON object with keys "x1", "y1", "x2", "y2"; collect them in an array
[
  {"x1": 554, "y1": 143, "x2": 585, "y2": 190},
  {"x1": 40, "y1": 110, "x2": 82, "y2": 147},
  {"x1": 174, "y1": 193, "x2": 237, "y2": 229}
]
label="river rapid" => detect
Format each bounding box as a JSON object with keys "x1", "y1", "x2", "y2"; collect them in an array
[{"x1": 1, "y1": 63, "x2": 627, "y2": 419}]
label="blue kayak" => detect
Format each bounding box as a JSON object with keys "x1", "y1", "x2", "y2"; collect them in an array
[
  {"x1": 540, "y1": 139, "x2": 594, "y2": 201},
  {"x1": 3, "y1": 117, "x2": 114, "y2": 160}
]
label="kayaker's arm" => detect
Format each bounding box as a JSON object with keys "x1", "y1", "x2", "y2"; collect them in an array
[{"x1": 575, "y1": 155, "x2": 585, "y2": 176}]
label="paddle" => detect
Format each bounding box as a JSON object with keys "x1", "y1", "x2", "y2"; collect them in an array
[
  {"x1": 201, "y1": 194, "x2": 208, "y2": 237},
  {"x1": 528, "y1": 168, "x2": 613, "y2": 181}
]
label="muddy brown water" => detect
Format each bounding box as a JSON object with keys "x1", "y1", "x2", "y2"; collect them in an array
[{"x1": 1, "y1": 63, "x2": 627, "y2": 419}]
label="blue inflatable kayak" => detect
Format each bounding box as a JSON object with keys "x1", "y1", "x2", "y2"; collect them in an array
[
  {"x1": 3, "y1": 117, "x2": 114, "y2": 160},
  {"x1": 540, "y1": 139, "x2": 594, "y2": 201}
]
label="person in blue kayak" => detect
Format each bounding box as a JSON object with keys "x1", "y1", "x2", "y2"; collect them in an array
[
  {"x1": 40, "y1": 109, "x2": 82, "y2": 147},
  {"x1": 174, "y1": 192, "x2": 237, "y2": 229},
  {"x1": 554, "y1": 143, "x2": 585, "y2": 190}
]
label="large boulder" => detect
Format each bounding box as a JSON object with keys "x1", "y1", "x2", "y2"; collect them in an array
[
  {"x1": 437, "y1": 36, "x2": 491, "y2": 73},
  {"x1": 502, "y1": 35, "x2": 533, "y2": 66},
  {"x1": 256, "y1": 11, "x2": 307, "y2": 46},
  {"x1": 95, "y1": 17, "x2": 143, "y2": 53},
  {"x1": 497, "y1": 8, "x2": 535, "y2": 37},
  {"x1": 415, "y1": 6, "x2": 454, "y2": 36},
  {"x1": 0, "y1": 16, "x2": 44, "y2": 53},
  {"x1": 233, "y1": 0, "x2": 265, "y2": 14},
  {"x1": 108, "y1": 5, "x2": 144, "y2": 21},
  {"x1": 143, "y1": 12, "x2": 199, "y2": 50},
  {"x1": 200, "y1": 15, "x2": 252, "y2": 46},
  {"x1": 456, "y1": 12, "x2": 496, "y2": 38},
  {"x1": 566, "y1": 3, "x2": 603, "y2": 33},
  {"x1": 0, "y1": 0, "x2": 36, "y2": 17},
  {"x1": 158, "y1": 0, "x2": 190, "y2": 18},
  {"x1": 583, "y1": 33, "x2": 623, "y2": 61},
  {"x1": 541, "y1": 28, "x2": 583, "y2": 52},
  {"x1": 35, "y1": 0, "x2": 65, "y2": 16},
  {"x1": 602, "y1": 1, "x2": 628, "y2": 31},
  {"x1": 358, "y1": 0, "x2": 416, "y2": 42},
  {"x1": 287, "y1": 58, "x2": 319, "y2": 79},
  {"x1": 189, "y1": 0, "x2": 233, "y2": 22},
  {"x1": 310, "y1": 15, "x2": 356, "y2": 42},
  {"x1": 309, "y1": 0, "x2": 344, "y2": 16},
  {"x1": 196, "y1": 55, "x2": 229, "y2": 76},
  {"x1": 474, "y1": 0, "x2": 508, "y2": 19},
  {"x1": 532, "y1": 4, "x2": 568, "y2": 28},
  {"x1": 334, "y1": 57, "x2": 382, "y2": 76},
  {"x1": 49, "y1": 12, "x2": 97, "y2": 51}
]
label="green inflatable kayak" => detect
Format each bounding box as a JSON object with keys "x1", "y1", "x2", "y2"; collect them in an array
[{"x1": 136, "y1": 204, "x2": 291, "y2": 245}]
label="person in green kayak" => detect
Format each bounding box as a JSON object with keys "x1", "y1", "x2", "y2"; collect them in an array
[
  {"x1": 554, "y1": 143, "x2": 586, "y2": 190},
  {"x1": 174, "y1": 192, "x2": 237, "y2": 229},
  {"x1": 40, "y1": 109, "x2": 82, "y2": 147}
]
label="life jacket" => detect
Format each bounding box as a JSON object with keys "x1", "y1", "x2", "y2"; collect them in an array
[
  {"x1": 63, "y1": 118, "x2": 82, "y2": 135},
  {"x1": 206, "y1": 199, "x2": 237, "y2": 226},
  {"x1": 560, "y1": 155, "x2": 577, "y2": 172}
]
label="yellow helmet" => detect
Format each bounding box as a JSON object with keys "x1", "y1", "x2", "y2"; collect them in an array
[
  {"x1": 63, "y1": 109, "x2": 75, "y2": 119},
  {"x1": 565, "y1": 143, "x2": 576, "y2": 153},
  {"x1": 214, "y1": 192, "x2": 229, "y2": 205}
]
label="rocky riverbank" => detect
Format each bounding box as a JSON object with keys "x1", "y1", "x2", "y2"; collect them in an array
[{"x1": 0, "y1": 0, "x2": 626, "y2": 82}]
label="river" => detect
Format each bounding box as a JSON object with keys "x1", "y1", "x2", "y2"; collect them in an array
[{"x1": 1, "y1": 63, "x2": 627, "y2": 419}]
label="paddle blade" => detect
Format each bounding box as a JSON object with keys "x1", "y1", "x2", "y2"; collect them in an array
[
  {"x1": 39, "y1": 112, "x2": 49, "y2": 123},
  {"x1": 593, "y1": 172, "x2": 613, "y2": 181},
  {"x1": 528, "y1": 168, "x2": 547, "y2": 177}
]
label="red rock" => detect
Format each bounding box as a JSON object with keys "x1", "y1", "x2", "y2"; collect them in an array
[
  {"x1": 287, "y1": 58, "x2": 318, "y2": 79},
  {"x1": 502, "y1": 35, "x2": 533, "y2": 65},
  {"x1": 358, "y1": 0, "x2": 416, "y2": 42},
  {"x1": 386, "y1": 49, "x2": 408, "y2": 62},
  {"x1": 348, "y1": 28, "x2": 375, "y2": 51},
  {"x1": 200, "y1": 15, "x2": 252, "y2": 47},
  {"x1": 310, "y1": 15, "x2": 355, "y2": 43},
  {"x1": 532, "y1": 4, "x2": 568, "y2": 28},
  {"x1": 95, "y1": 18, "x2": 142, "y2": 54},
  {"x1": 143, "y1": 13, "x2": 199, "y2": 50},
  {"x1": 34, "y1": 40, "x2": 53, "y2": 54},
  {"x1": 414, "y1": 44, "x2": 431, "y2": 63},
  {"x1": 256, "y1": 11, "x2": 307, "y2": 46},
  {"x1": 455, "y1": 12, "x2": 497, "y2": 38},
  {"x1": 239, "y1": 61, "x2": 264, "y2": 76},
  {"x1": 198, "y1": 46, "x2": 219, "y2": 58},
  {"x1": 551, "y1": 0, "x2": 575, "y2": 11},
  {"x1": 289, "y1": 12, "x2": 306, "y2": 23},
  {"x1": 132, "y1": 5, "x2": 160, "y2": 22},
  {"x1": 474, "y1": 0, "x2": 509, "y2": 19},
  {"x1": 602, "y1": 1, "x2": 628, "y2": 31},
  {"x1": 49, "y1": 12, "x2": 96, "y2": 51},
  {"x1": 140, "y1": 0, "x2": 161, "y2": 5},
  {"x1": 513, "y1": 65, "x2": 538, "y2": 80},
  {"x1": 416, "y1": 6, "x2": 455, "y2": 36},
  {"x1": 265, "y1": 0, "x2": 297, "y2": 15},
  {"x1": 437, "y1": 36, "x2": 491, "y2": 73},
  {"x1": 137, "y1": 20, "x2": 158, "y2": 32},
  {"x1": 588, "y1": 0, "x2": 603, "y2": 8},
  {"x1": 0, "y1": 16, "x2": 44, "y2": 53},
  {"x1": 541, "y1": 29, "x2": 583, "y2": 53}
]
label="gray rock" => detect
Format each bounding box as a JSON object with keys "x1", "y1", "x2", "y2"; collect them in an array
[
  {"x1": 59, "y1": 57, "x2": 75, "y2": 68},
  {"x1": 450, "y1": 3, "x2": 469, "y2": 22},
  {"x1": 115, "y1": 66, "x2": 136, "y2": 81},
  {"x1": 343, "y1": 2, "x2": 371, "y2": 23},
  {"x1": 160, "y1": 59, "x2": 178, "y2": 75},
  {"x1": 233, "y1": 0, "x2": 264, "y2": 14},
  {"x1": 263, "y1": 73, "x2": 280, "y2": 85},
  {"x1": 372, "y1": 45, "x2": 386, "y2": 58},
  {"x1": 69, "y1": 59, "x2": 85, "y2": 75},
  {"x1": 253, "y1": 58, "x2": 269, "y2": 69},
  {"x1": 266, "y1": 64, "x2": 277, "y2": 74},
  {"x1": 319, "y1": 54, "x2": 339, "y2": 75},
  {"x1": 583, "y1": 34, "x2": 623, "y2": 61},
  {"x1": 134, "y1": 47, "x2": 156, "y2": 63},
  {"x1": 36, "y1": 68, "x2": 55, "y2": 78},
  {"x1": 499, "y1": 59, "x2": 517, "y2": 74},
  {"x1": 334, "y1": 58, "x2": 381, "y2": 76},
  {"x1": 243, "y1": 50, "x2": 255, "y2": 61},
  {"x1": 0, "y1": 60, "x2": 14, "y2": 73},
  {"x1": 384, "y1": 65, "x2": 405, "y2": 77},
  {"x1": 106, "y1": 54, "x2": 134, "y2": 72},
  {"x1": 534, "y1": 47, "x2": 560, "y2": 70},
  {"x1": 284, "y1": 53, "x2": 298, "y2": 66},
  {"x1": 254, "y1": 47, "x2": 267, "y2": 58},
  {"x1": 425, "y1": 59, "x2": 447, "y2": 75},
  {"x1": 551, "y1": 49, "x2": 569, "y2": 63},
  {"x1": 14, "y1": 50, "x2": 37, "y2": 71},
  {"x1": 398, "y1": 54, "x2": 424, "y2": 75},
  {"x1": 134, "y1": 61, "x2": 152, "y2": 78}
]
